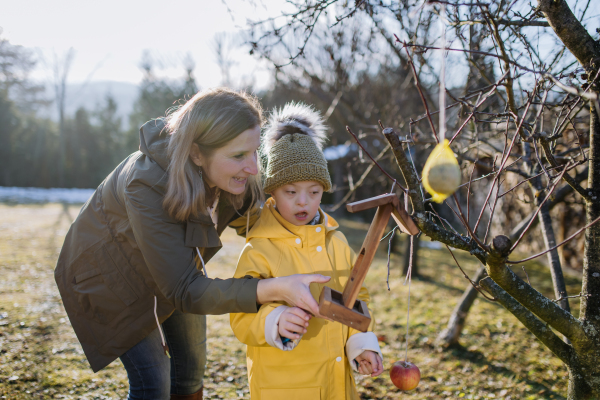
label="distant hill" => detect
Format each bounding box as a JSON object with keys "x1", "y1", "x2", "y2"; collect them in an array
[{"x1": 43, "y1": 80, "x2": 139, "y2": 128}]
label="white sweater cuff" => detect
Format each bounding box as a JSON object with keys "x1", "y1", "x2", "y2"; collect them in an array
[
  {"x1": 264, "y1": 305, "x2": 301, "y2": 351},
  {"x1": 345, "y1": 332, "x2": 383, "y2": 372}
]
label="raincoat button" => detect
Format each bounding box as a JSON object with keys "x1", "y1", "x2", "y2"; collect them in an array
[
  {"x1": 317, "y1": 246, "x2": 322, "y2": 252},
  {"x1": 336, "y1": 356, "x2": 342, "y2": 362},
  {"x1": 316, "y1": 227, "x2": 322, "y2": 233},
  {"x1": 295, "y1": 238, "x2": 301, "y2": 244}
]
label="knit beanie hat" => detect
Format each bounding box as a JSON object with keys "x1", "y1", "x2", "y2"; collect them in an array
[{"x1": 262, "y1": 103, "x2": 332, "y2": 194}]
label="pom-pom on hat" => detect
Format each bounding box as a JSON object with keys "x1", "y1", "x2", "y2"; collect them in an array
[{"x1": 262, "y1": 103, "x2": 332, "y2": 194}]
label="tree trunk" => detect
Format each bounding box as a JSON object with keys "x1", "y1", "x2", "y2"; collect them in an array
[
  {"x1": 567, "y1": 89, "x2": 600, "y2": 400},
  {"x1": 523, "y1": 134, "x2": 571, "y2": 313},
  {"x1": 436, "y1": 266, "x2": 487, "y2": 346},
  {"x1": 58, "y1": 103, "x2": 65, "y2": 187},
  {"x1": 567, "y1": 367, "x2": 594, "y2": 400},
  {"x1": 536, "y1": 0, "x2": 600, "y2": 391},
  {"x1": 538, "y1": 202, "x2": 571, "y2": 312},
  {"x1": 580, "y1": 101, "x2": 600, "y2": 398},
  {"x1": 508, "y1": 175, "x2": 587, "y2": 242},
  {"x1": 581, "y1": 99, "x2": 600, "y2": 330},
  {"x1": 54, "y1": 49, "x2": 74, "y2": 188}
]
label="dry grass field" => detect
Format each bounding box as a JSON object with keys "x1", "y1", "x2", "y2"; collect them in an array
[{"x1": 0, "y1": 203, "x2": 582, "y2": 399}]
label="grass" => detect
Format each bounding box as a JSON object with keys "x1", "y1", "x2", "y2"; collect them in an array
[{"x1": 0, "y1": 203, "x2": 582, "y2": 399}]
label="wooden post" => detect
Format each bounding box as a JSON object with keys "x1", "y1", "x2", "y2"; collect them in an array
[
  {"x1": 345, "y1": 193, "x2": 419, "y2": 235},
  {"x1": 342, "y1": 203, "x2": 393, "y2": 308},
  {"x1": 318, "y1": 193, "x2": 421, "y2": 331}
]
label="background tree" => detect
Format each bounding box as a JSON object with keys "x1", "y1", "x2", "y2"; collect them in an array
[
  {"x1": 0, "y1": 30, "x2": 49, "y2": 187},
  {"x1": 53, "y1": 48, "x2": 75, "y2": 188},
  {"x1": 0, "y1": 37, "x2": 201, "y2": 189},
  {"x1": 126, "y1": 51, "x2": 199, "y2": 150}
]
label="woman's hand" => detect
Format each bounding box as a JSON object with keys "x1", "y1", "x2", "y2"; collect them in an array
[
  {"x1": 278, "y1": 307, "x2": 311, "y2": 340},
  {"x1": 355, "y1": 350, "x2": 384, "y2": 377},
  {"x1": 256, "y1": 274, "x2": 331, "y2": 317}
]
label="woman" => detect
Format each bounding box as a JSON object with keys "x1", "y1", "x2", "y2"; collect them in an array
[{"x1": 54, "y1": 88, "x2": 329, "y2": 400}]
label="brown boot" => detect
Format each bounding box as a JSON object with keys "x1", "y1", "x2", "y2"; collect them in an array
[{"x1": 170, "y1": 386, "x2": 203, "y2": 400}]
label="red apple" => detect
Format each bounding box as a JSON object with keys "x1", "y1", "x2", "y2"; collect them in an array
[{"x1": 389, "y1": 360, "x2": 421, "y2": 390}]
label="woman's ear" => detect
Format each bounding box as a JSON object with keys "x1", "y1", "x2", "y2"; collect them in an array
[{"x1": 189, "y1": 143, "x2": 204, "y2": 167}]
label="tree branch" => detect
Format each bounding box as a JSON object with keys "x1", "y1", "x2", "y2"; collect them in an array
[
  {"x1": 509, "y1": 167, "x2": 589, "y2": 242},
  {"x1": 383, "y1": 128, "x2": 425, "y2": 212},
  {"x1": 479, "y1": 277, "x2": 575, "y2": 364},
  {"x1": 485, "y1": 243, "x2": 587, "y2": 345},
  {"x1": 538, "y1": 0, "x2": 600, "y2": 71},
  {"x1": 540, "y1": 135, "x2": 591, "y2": 201},
  {"x1": 382, "y1": 128, "x2": 489, "y2": 264},
  {"x1": 452, "y1": 19, "x2": 550, "y2": 27}
]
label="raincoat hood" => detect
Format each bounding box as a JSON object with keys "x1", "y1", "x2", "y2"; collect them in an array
[{"x1": 139, "y1": 118, "x2": 170, "y2": 171}]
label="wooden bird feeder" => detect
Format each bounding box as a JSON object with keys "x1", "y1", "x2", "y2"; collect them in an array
[{"x1": 318, "y1": 193, "x2": 420, "y2": 332}]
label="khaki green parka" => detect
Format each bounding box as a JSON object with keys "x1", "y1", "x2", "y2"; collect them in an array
[{"x1": 55, "y1": 119, "x2": 259, "y2": 372}]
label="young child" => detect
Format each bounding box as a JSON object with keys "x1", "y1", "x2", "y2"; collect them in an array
[{"x1": 230, "y1": 103, "x2": 383, "y2": 400}]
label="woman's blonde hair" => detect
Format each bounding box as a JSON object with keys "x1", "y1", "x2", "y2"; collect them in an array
[{"x1": 163, "y1": 87, "x2": 264, "y2": 221}]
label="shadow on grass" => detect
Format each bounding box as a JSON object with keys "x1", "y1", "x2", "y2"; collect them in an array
[
  {"x1": 413, "y1": 272, "x2": 475, "y2": 296},
  {"x1": 443, "y1": 344, "x2": 566, "y2": 399}
]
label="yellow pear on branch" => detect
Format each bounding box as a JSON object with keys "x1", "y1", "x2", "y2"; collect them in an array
[{"x1": 422, "y1": 139, "x2": 461, "y2": 203}]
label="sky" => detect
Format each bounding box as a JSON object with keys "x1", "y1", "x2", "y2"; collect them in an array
[
  {"x1": 2, "y1": 1, "x2": 598, "y2": 95},
  {"x1": 0, "y1": 0, "x2": 284, "y2": 90}
]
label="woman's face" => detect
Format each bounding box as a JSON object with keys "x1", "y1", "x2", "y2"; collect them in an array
[{"x1": 190, "y1": 125, "x2": 261, "y2": 195}]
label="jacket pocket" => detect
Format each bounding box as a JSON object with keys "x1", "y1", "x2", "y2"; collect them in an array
[
  {"x1": 73, "y1": 267, "x2": 127, "y2": 325},
  {"x1": 261, "y1": 387, "x2": 320, "y2": 400},
  {"x1": 94, "y1": 243, "x2": 139, "y2": 305},
  {"x1": 75, "y1": 268, "x2": 102, "y2": 283},
  {"x1": 72, "y1": 243, "x2": 139, "y2": 325}
]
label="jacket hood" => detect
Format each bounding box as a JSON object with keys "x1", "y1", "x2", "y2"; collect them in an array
[
  {"x1": 247, "y1": 197, "x2": 338, "y2": 241},
  {"x1": 139, "y1": 118, "x2": 170, "y2": 171}
]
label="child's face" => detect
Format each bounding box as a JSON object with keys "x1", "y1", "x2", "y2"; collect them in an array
[{"x1": 271, "y1": 181, "x2": 324, "y2": 226}]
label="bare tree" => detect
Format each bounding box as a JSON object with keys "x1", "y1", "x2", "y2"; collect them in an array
[
  {"x1": 53, "y1": 48, "x2": 75, "y2": 188},
  {"x1": 212, "y1": 32, "x2": 236, "y2": 88},
  {"x1": 377, "y1": 0, "x2": 600, "y2": 392},
  {"x1": 247, "y1": 0, "x2": 600, "y2": 397}
]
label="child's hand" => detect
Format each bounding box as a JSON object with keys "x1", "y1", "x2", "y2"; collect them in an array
[
  {"x1": 278, "y1": 306, "x2": 311, "y2": 340},
  {"x1": 355, "y1": 350, "x2": 383, "y2": 377}
]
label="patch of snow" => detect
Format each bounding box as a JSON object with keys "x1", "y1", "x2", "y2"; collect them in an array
[
  {"x1": 421, "y1": 240, "x2": 442, "y2": 250},
  {"x1": 0, "y1": 187, "x2": 95, "y2": 204},
  {"x1": 323, "y1": 144, "x2": 356, "y2": 161}
]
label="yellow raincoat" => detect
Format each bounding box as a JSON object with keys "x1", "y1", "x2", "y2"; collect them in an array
[{"x1": 230, "y1": 197, "x2": 379, "y2": 400}]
